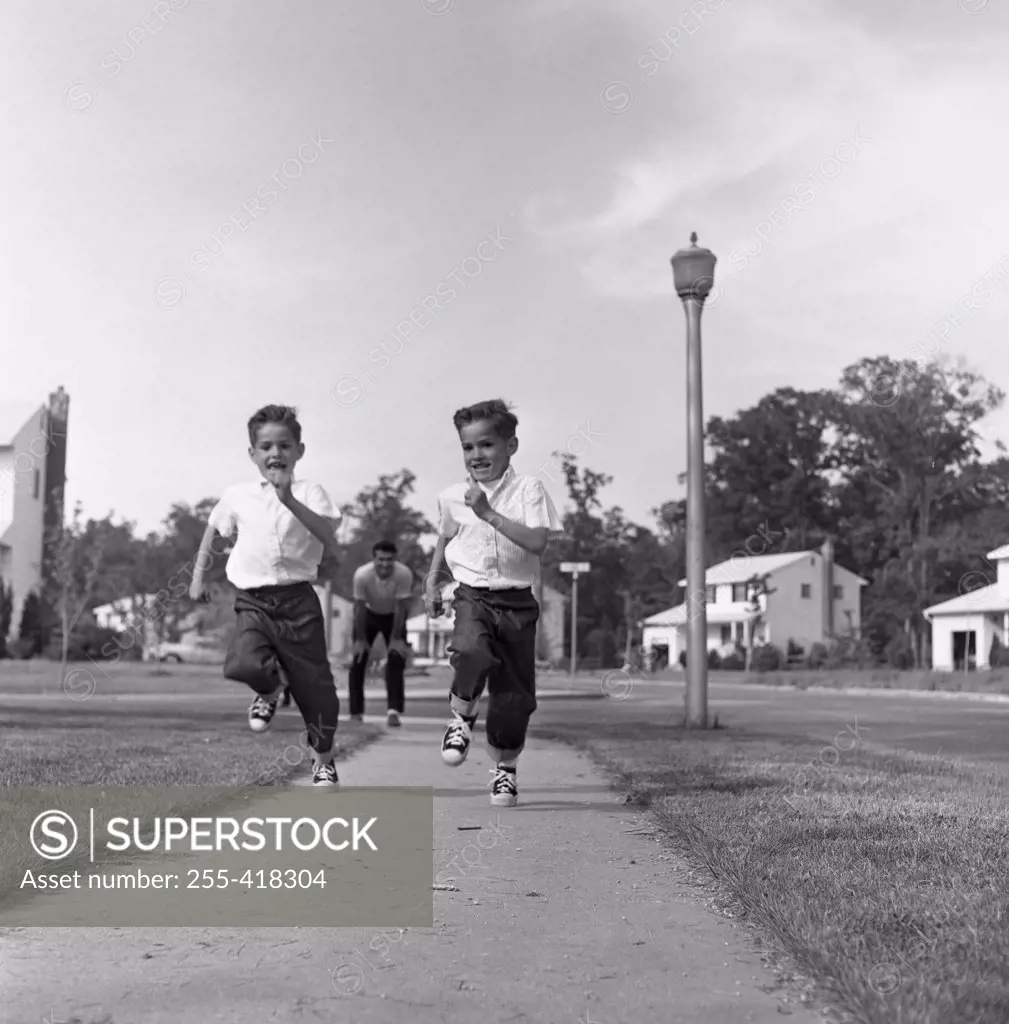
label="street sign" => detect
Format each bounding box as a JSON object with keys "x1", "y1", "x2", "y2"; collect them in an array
[{"x1": 560, "y1": 562, "x2": 591, "y2": 573}]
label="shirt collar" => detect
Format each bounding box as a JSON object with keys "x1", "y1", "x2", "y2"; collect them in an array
[
  {"x1": 479, "y1": 464, "x2": 514, "y2": 495},
  {"x1": 259, "y1": 473, "x2": 297, "y2": 488}
]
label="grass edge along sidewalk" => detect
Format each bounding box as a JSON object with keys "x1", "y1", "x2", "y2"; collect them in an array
[{"x1": 537, "y1": 717, "x2": 1009, "y2": 1024}]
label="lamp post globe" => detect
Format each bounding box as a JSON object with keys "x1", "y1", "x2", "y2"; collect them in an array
[
  {"x1": 670, "y1": 232, "x2": 716, "y2": 729},
  {"x1": 671, "y1": 232, "x2": 717, "y2": 301}
]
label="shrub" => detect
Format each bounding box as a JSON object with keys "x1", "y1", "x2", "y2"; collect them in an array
[
  {"x1": 990, "y1": 637, "x2": 1009, "y2": 668},
  {"x1": 786, "y1": 638, "x2": 804, "y2": 659},
  {"x1": 707, "y1": 649, "x2": 721, "y2": 669},
  {"x1": 43, "y1": 623, "x2": 122, "y2": 662},
  {"x1": 752, "y1": 644, "x2": 784, "y2": 672},
  {"x1": 807, "y1": 641, "x2": 829, "y2": 669},
  {"x1": 7, "y1": 638, "x2": 35, "y2": 659},
  {"x1": 721, "y1": 651, "x2": 745, "y2": 670},
  {"x1": 18, "y1": 592, "x2": 45, "y2": 656},
  {"x1": 885, "y1": 634, "x2": 915, "y2": 670}
]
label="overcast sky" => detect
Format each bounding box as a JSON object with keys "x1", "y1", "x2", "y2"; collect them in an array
[{"x1": 5, "y1": 0, "x2": 1009, "y2": 537}]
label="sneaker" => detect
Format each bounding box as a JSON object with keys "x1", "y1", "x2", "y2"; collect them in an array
[
  {"x1": 441, "y1": 712, "x2": 475, "y2": 766},
  {"x1": 312, "y1": 760, "x2": 339, "y2": 787},
  {"x1": 490, "y1": 765, "x2": 518, "y2": 807},
  {"x1": 386, "y1": 710, "x2": 401, "y2": 728},
  {"x1": 248, "y1": 695, "x2": 279, "y2": 733},
  {"x1": 350, "y1": 713, "x2": 364, "y2": 723}
]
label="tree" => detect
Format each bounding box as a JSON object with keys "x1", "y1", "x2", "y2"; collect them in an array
[
  {"x1": 18, "y1": 592, "x2": 44, "y2": 655},
  {"x1": 701, "y1": 387, "x2": 838, "y2": 560},
  {"x1": 831, "y1": 355, "x2": 1004, "y2": 666},
  {"x1": 543, "y1": 454, "x2": 681, "y2": 667},
  {"x1": 43, "y1": 497, "x2": 105, "y2": 683},
  {"x1": 0, "y1": 578, "x2": 12, "y2": 657},
  {"x1": 333, "y1": 470, "x2": 434, "y2": 598}
]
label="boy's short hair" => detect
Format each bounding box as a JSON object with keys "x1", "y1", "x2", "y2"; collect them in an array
[
  {"x1": 452, "y1": 399, "x2": 518, "y2": 441},
  {"x1": 247, "y1": 405, "x2": 302, "y2": 445},
  {"x1": 373, "y1": 540, "x2": 397, "y2": 556}
]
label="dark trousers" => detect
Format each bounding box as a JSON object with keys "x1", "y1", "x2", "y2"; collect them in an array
[
  {"x1": 348, "y1": 609, "x2": 406, "y2": 716},
  {"x1": 448, "y1": 584, "x2": 539, "y2": 758},
  {"x1": 223, "y1": 582, "x2": 339, "y2": 755}
]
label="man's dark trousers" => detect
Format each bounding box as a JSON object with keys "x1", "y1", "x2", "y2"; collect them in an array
[
  {"x1": 448, "y1": 584, "x2": 539, "y2": 759},
  {"x1": 223, "y1": 582, "x2": 338, "y2": 754},
  {"x1": 348, "y1": 608, "x2": 407, "y2": 716}
]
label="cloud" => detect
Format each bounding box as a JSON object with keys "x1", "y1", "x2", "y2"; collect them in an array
[{"x1": 522, "y1": 0, "x2": 1009, "y2": 302}]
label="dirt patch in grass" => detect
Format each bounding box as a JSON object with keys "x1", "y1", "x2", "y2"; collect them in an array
[{"x1": 538, "y1": 718, "x2": 1009, "y2": 1024}]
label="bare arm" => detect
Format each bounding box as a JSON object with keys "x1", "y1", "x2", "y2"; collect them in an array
[
  {"x1": 353, "y1": 599, "x2": 368, "y2": 644},
  {"x1": 425, "y1": 538, "x2": 449, "y2": 615},
  {"x1": 189, "y1": 523, "x2": 218, "y2": 600}
]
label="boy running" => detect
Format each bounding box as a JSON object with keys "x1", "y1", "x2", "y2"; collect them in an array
[
  {"x1": 425, "y1": 399, "x2": 563, "y2": 807},
  {"x1": 190, "y1": 404, "x2": 342, "y2": 786}
]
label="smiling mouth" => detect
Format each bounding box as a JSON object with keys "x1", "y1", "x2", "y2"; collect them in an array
[{"x1": 267, "y1": 462, "x2": 287, "y2": 471}]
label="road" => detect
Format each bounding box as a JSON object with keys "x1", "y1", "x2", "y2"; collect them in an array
[{"x1": 5, "y1": 668, "x2": 1008, "y2": 768}]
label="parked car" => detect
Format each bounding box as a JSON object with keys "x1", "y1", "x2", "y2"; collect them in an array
[{"x1": 157, "y1": 636, "x2": 227, "y2": 664}]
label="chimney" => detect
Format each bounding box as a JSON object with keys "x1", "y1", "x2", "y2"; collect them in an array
[{"x1": 821, "y1": 537, "x2": 834, "y2": 639}]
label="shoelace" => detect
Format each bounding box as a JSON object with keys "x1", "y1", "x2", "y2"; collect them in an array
[
  {"x1": 443, "y1": 719, "x2": 470, "y2": 749},
  {"x1": 252, "y1": 697, "x2": 275, "y2": 715},
  {"x1": 314, "y1": 762, "x2": 336, "y2": 780},
  {"x1": 489, "y1": 768, "x2": 517, "y2": 794}
]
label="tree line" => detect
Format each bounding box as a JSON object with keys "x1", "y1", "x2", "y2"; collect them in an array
[{"x1": 1, "y1": 354, "x2": 1004, "y2": 671}]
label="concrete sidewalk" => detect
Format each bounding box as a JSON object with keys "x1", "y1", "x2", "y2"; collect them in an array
[{"x1": 0, "y1": 720, "x2": 822, "y2": 1024}]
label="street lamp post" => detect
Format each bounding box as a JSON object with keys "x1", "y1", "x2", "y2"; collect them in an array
[{"x1": 671, "y1": 232, "x2": 717, "y2": 729}]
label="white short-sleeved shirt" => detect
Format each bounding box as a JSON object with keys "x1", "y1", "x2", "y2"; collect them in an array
[
  {"x1": 352, "y1": 561, "x2": 414, "y2": 614},
  {"x1": 208, "y1": 478, "x2": 338, "y2": 590},
  {"x1": 437, "y1": 465, "x2": 564, "y2": 590}
]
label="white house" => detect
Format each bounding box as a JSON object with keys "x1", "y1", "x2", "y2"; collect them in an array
[
  {"x1": 924, "y1": 544, "x2": 1009, "y2": 671},
  {"x1": 641, "y1": 541, "x2": 867, "y2": 666},
  {"x1": 0, "y1": 388, "x2": 69, "y2": 640}
]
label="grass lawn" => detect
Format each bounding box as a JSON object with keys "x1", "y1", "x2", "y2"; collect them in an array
[
  {"x1": 0, "y1": 663, "x2": 382, "y2": 917},
  {"x1": 582, "y1": 664, "x2": 1009, "y2": 695},
  {"x1": 538, "y1": 712, "x2": 1009, "y2": 1024}
]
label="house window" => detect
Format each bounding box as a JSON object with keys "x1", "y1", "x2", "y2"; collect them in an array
[
  {"x1": 732, "y1": 583, "x2": 747, "y2": 602},
  {"x1": 33, "y1": 470, "x2": 40, "y2": 499},
  {"x1": 833, "y1": 585, "x2": 843, "y2": 599},
  {"x1": 720, "y1": 625, "x2": 732, "y2": 644},
  {"x1": 801, "y1": 584, "x2": 811, "y2": 599},
  {"x1": 705, "y1": 586, "x2": 716, "y2": 604}
]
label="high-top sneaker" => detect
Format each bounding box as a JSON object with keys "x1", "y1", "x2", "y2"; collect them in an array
[
  {"x1": 440, "y1": 712, "x2": 476, "y2": 766},
  {"x1": 312, "y1": 760, "x2": 339, "y2": 787},
  {"x1": 489, "y1": 764, "x2": 518, "y2": 807},
  {"x1": 248, "y1": 694, "x2": 279, "y2": 733}
]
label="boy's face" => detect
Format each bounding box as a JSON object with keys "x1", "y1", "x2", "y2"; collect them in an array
[
  {"x1": 249, "y1": 422, "x2": 304, "y2": 480},
  {"x1": 458, "y1": 420, "x2": 517, "y2": 484}
]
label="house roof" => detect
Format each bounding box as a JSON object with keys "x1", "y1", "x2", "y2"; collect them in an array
[
  {"x1": 675, "y1": 550, "x2": 869, "y2": 587},
  {"x1": 924, "y1": 583, "x2": 1009, "y2": 618},
  {"x1": 0, "y1": 401, "x2": 44, "y2": 447},
  {"x1": 643, "y1": 604, "x2": 757, "y2": 627}
]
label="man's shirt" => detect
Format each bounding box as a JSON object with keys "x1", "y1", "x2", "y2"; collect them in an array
[
  {"x1": 208, "y1": 478, "x2": 337, "y2": 590},
  {"x1": 352, "y1": 561, "x2": 415, "y2": 614},
  {"x1": 437, "y1": 466, "x2": 564, "y2": 590}
]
